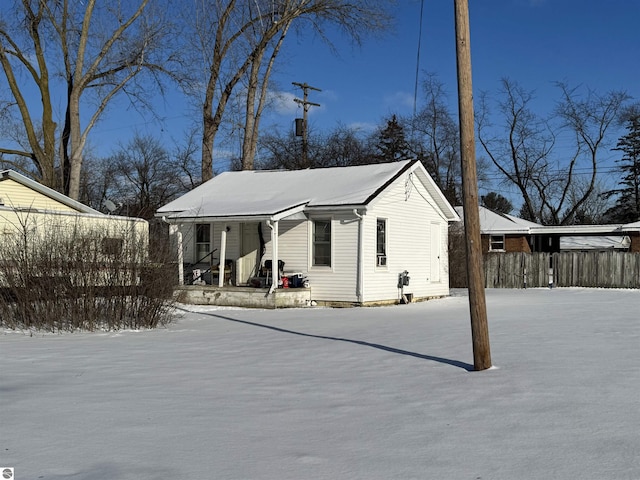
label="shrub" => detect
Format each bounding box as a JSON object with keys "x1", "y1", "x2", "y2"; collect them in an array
[{"x1": 0, "y1": 213, "x2": 175, "y2": 332}]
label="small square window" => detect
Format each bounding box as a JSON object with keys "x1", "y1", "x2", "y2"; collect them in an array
[
  {"x1": 489, "y1": 235, "x2": 505, "y2": 251},
  {"x1": 102, "y1": 237, "x2": 124, "y2": 255}
]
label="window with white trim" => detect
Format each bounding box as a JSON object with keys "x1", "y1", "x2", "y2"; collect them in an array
[
  {"x1": 312, "y1": 219, "x2": 331, "y2": 267},
  {"x1": 376, "y1": 218, "x2": 387, "y2": 267},
  {"x1": 195, "y1": 224, "x2": 211, "y2": 262},
  {"x1": 489, "y1": 234, "x2": 505, "y2": 251}
]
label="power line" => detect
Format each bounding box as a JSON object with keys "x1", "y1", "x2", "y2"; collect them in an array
[{"x1": 413, "y1": 0, "x2": 425, "y2": 121}]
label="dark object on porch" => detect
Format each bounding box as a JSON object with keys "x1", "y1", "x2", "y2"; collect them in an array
[
  {"x1": 288, "y1": 273, "x2": 305, "y2": 288},
  {"x1": 211, "y1": 259, "x2": 234, "y2": 285},
  {"x1": 184, "y1": 248, "x2": 217, "y2": 285},
  {"x1": 261, "y1": 260, "x2": 285, "y2": 284}
]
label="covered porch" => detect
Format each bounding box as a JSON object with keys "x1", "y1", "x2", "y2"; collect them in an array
[
  {"x1": 171, "y1": 213, "x2": 302, "y2": 285},
  {"x1": 165, "y1": 206, "x2": 311, "y2": 307}
]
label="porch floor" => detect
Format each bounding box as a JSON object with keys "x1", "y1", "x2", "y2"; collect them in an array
[{"x1": 174, "y1": 285, "x2": 312, "y2": 309}]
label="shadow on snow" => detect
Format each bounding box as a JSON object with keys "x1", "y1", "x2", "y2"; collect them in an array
[{"x1": 186, "y1": 309, "x2": 474, "y2": 372}]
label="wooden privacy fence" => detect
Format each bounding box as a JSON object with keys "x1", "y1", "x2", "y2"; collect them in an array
[
  {"x1": 483, "y1": 252, "x2": 550, "y2": 288},
  {"x1": 480, "y1": 252, "x2": 640, "y2": 289}
]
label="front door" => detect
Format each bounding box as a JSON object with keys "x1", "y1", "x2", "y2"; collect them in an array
[
  {"x1": 240, "y1": 223, "x2": 261, "y2": 285},
  {"x1": 431, "y1": 222, "x2": 441, "y2": 283}
]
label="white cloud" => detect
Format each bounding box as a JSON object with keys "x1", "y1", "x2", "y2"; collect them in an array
[
  {"x1": 383, "y1": 91, "x2": 415, "y2": 111},
  {"x1": 346, "y1": 121, "x2": 378, "y2": 134},
  {"x1": 271, "y1": 90, "x2": 299, "y2": 116}
]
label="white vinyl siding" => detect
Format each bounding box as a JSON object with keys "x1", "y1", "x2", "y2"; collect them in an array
[
  {"x1": 361, "y1": 171, "x2": 450, "y2": 303},
  {"x1": 431, "y1": 221, "x2": 442, "y2": 283},
  {"x1": 264, "y1": 220, "x2": 308, "y2": 274},
  {"x1": 0, "y1": 178, "x2": 79, "y2": 212},
  {"x1": 0, "y1": 209, "x2": 148, "y2": 264},
  {"x1": 305, "y1": 213, "x2": 359, "y2": 302}
]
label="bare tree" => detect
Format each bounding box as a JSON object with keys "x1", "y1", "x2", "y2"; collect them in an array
[
  {"x1": 410, "y1": 73, "x2": 461, "y2": 204},
  {"x1": 97, "y1": 134, "x2": 195, "y2": 219},
  {"x1": 189, "y1": 0, "x2": 393, "y2": 181},
  {"x1": 477, "y1": 79, "x2": 556, "y2": 222},
  {"x1": 257, "y1": 123, "x2": 373, "y2": 169},
  {"x1": 0, "y1": 0, "x2": 178, "y2": 198},
  {"x1": 555, "y1": 82, "x2": 630, "y2": 224},
  {"x1": 240, "y1": 19, "x2": 291, "y2": 170},
  {"x1": 477, "y1": 79, "x2": 628, "y2": 225},
  {"x1": 318, "y1": 124, "x2": 374, "y2": 167}
]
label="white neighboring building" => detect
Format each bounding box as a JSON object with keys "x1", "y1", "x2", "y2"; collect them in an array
[
  {"x1": 157, "y1": 160, "x2": 459, "y2": 306},
  {"x1": 0, "y1": 169, "x2": 148, "y2": 257}
]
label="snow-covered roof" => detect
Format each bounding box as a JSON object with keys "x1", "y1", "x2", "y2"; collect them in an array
[
  {"x1": 158, "y1": 160, "x2": 459, "y2": 222},
  {"x1": 529, "y1": 224, "x2": 625, "y2": 235},
  {"x1": 619, "y1": 220, "x2": 640, "y2": 232},
  {"x1": 0, "y1": 170, "x2": 101, "y2": 215},
  {"x1": 454, "y1": 206, "x2": 541, "y2": 234},
  {"x1": 559, "y1": 235, "x2": 631, "y2": 250}
]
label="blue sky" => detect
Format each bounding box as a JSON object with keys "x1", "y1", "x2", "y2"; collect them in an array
[
  {"x1": 271, "y1": 0, "x2": 640, "y2": 135},
  {"x1": 92, "y1": 0, "x2": 640, "y2": 179}
]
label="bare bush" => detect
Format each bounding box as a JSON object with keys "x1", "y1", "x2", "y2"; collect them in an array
[{"x1": 0, "y1": 214, "x2": 175, "y2": 332}]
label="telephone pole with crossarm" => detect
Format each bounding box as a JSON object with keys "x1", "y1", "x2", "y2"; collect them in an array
[{"x1": 293, "y1": 82, "x2": 321, "y2": 168}]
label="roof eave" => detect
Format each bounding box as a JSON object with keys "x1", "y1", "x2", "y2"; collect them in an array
[
  {"x1": 530, "y1": 225, "x2": 624, "y2": 234},
  {"x1": 1, "y1": 170, "x2": 102, "y2": 215}
]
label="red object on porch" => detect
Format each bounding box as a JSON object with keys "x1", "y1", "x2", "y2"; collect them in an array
[{"x1": 282, "y1": 276, "x2": 289, "y2": 288}]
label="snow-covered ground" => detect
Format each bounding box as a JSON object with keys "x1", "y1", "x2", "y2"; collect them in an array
[{"x1": 2, "y1": 288, "x2": 639, "y2": 480}]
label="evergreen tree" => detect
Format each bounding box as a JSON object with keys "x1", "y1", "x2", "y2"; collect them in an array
[
  {"x1": 375, "y1": 115, "x2": 412, "y2": 162},
  {"x1": 603, "y1": 112, "x2": 640, "y2": 222},
  {"x1": 481, "y1": 192, "x2": 513, "y2": 214}
]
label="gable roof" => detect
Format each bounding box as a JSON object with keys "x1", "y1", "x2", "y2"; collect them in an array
[
  {"x1": 158, "y1": 160, "x2": 459, "y2": 222},
  {"x1": 0, "y1": 170, "x2": 101, "y2": 215},
  {"x1": 455, "y1": 205, "x2": 541, "y2": 234}
]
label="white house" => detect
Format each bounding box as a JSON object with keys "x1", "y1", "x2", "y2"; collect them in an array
[
  {"x1": 0, "y1": 169, "x2": 148, "y2": 259},
  {"x1": 157, "y1": 160, "x2": 459, "y2": 306}
]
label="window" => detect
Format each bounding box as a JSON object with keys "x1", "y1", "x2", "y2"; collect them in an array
[
  {"x1": 312, "y1": 219, "x2": 331, "y2": 267},
  {"x1": 195, "y1": 224, "x2": 211, "y2": 262},
  {"x1": 102, "y1": 237, "x2": 123, "y2": 256},
  {"x1": 376, "y1": 219, "x2": 387, "y2": 267},
  {"x1": 489, "y1": 235, "x2": 505, "y2": 251}
]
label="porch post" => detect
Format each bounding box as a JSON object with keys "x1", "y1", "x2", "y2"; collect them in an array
[
  {"x1": 354, "y1": 209, "x2": 364, "y2": 303},
  {"x1": 218, "y1": 224, "x2": 227, "y2": 287},
  {"x1": 171, "y1": 225, "x2": 184, "y2": 286},
  {"x1": 271, "y1": 220, "x2": 279, "y2": 289}
]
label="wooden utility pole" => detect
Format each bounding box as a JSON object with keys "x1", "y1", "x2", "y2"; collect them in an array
[
  {"x1": 293, "y1": 82, "x2": 321, "y2": 168},
  {"x1": 454, "y1": 0, "x2": 492, "y2": 371}
]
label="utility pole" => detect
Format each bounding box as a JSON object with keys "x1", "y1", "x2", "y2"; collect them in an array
[
  {"x1": 293, "y1": 82, "x2": 321, "y2": 168},
  {"x1": 454, "y1": 0, "x2": 492, "y2": 371}
]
